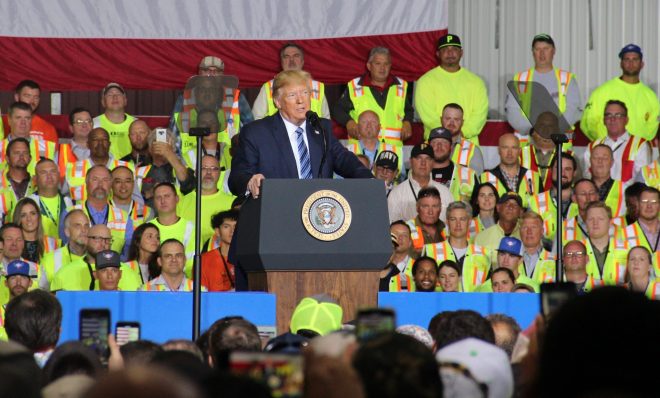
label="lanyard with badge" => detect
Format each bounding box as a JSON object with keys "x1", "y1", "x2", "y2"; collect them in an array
[{"x1": 38, "y1": 195, "x2": 63, "y2": 226}]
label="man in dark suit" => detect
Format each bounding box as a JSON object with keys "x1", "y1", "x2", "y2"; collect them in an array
[{"x1": 229, "y1": 70, "x2": 373, "y2": 198}]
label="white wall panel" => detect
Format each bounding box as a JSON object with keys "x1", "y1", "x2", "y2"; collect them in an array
[{"x1": 448, "y1": 0, "x2": 660, "y2": 119}]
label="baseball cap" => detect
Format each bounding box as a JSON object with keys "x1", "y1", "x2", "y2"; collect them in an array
[
  {"x1": 290, "y1": 295, "x2": 343, "y2": 336},
  {"x1": 497, "y1": 237, "x2": 524, "y2": 257},
  {"x1": 410, "y1": 143, "x2": 434, "y2": 159},
  {"x1": 6, "y1": 260, "x2": 30, "y2": 277},
  {"x1": 436, "y1": 338, "x2": 514, "y2": 398},
  {"x1": 619, "y1": 43, "x2": 643, "y2": 59},
  {"x1": 199, "y1": 55, "x2": 225, "y2": 70},
  {"x1": 95, "y1": 250, "x2": 121, "y2": 270},
  {"x1": 102, "y1": 82, "x2": 125, "y2": 96},
  {"x1": 532, "y1": 33, "x2": 555, "y2": 48},
  {"x1": 428, "y1": 127, "x2": 453, "y2": 143},
  {"x1": 375, "y1": 150, "x2": 398, "y2": 170},
  {"x1": 437, "y1": 33, "x2": 462, "y2": 49},
  {"x1": 497, "y1": 192, "x2": 522, "y2": 207}
]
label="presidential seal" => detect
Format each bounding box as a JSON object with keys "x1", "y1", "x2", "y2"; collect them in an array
[{"x1": 301, "y1": 190, "x2": 352, "y2": 241}]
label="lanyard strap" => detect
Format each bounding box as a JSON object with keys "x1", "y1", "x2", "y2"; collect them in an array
[{"x1": 217, "y1": 246, "x2": 235, "y2": 288}]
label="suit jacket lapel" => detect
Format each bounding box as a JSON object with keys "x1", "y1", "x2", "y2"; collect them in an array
[{"x1": 271, "y1": 113, "x2": 299, "y2": 177}]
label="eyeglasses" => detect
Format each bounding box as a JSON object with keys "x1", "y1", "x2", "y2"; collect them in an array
[
  {"x1": 604, "y1": 113, "x2": 626, "y2": 119},
  {"x1": 74, "y1": 119, "x2": 93, "y2": 126},
  {"x1": 88, "y1": 236, "x2": 113, "y2": 244},
  {"x1": 564, "y1": 251, "x2": 585, "y2": 258},
  {"x1": 640, "y1": 199, "x2": 659, "y2": 205}
]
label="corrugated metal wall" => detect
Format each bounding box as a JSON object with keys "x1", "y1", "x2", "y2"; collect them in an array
[{"x1": 449, "y1": 0, "x2": 660, "y2": 119}]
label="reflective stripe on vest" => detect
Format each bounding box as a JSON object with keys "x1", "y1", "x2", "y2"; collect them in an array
[
  {"x1": 452, "y1": 139, "x2": 475, "y2": 168},
  {"x1": 406, "y1": 219, "x2": 425, "y2": 250},
  {"x1": 514, "y1": 68, "x2": 572, "y2": 115},
  {"x1": 642, "y1": 161, "x2": 660, "y2": 189}
]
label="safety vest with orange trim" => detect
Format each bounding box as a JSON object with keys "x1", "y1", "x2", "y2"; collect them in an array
[
  {"x1": 74, "y1": 202, "x2": 129, "y2": 254},
  {"x1": 111, "y1": 199, "x2": 154, "y2": 227},
  {"x1": 0, "y1": 170, "x2": 37, "y2": 205},
  {"x1": 448, "y1": 164, "x2": 479, "y2": 203},
  {"x1": 480, "y1": 168, "x2": 541, "y2": 209},
  {"x1": 588, "y1": 135, "x2": 647, "y2": 183},
  {"x1": 468, "y1": 215, "x2": 490, "y2": 241},
  {"x1": 57, "y1": 143, "x2": 82, "y2": 178},
  {"x1": 405, "y1": 218, "x2": 446, "y2": 253},
  {"x1": 0, "y1": 137, "x2": 57, "y2": 176},
  {"x1": 640, "y1": 160, "x2": 660, "y2": 190},
  {"x1": 141, "y1": 275, "x2": 197, "y2": 292},
  {"x1": 177, "y1": 87, "x2": 240, "y2": 140},
  {"x1": 65, "y1": 159, "x2": 132, "y2": 203},
  {"x1": 564, "y1": 216, "x2": 624, "y2": 243},
  {"x1": 347, "y1": 76, "x2": 408, "y2": 146},
  {"x1": 520, "y1": 248, "x2": 556, "y2": 284},
  {"x1": 513, "y1": 68, "x2": 574, "y2": 124},
  {"x1": 519, "y1": 145, "x2": 573, "y2": 191},
  {"x1": 564, "y1": 274, "x2": 604, "y2": 293},
  {"x1": 621, "y1": 222, "x2": 660, "y2": 272},
  {"x1": 451, "y1": 139, "x2": 478, "y2": 169},
  {"x1": 0, "y1": 188, "x2": 16, "y2": 224},
  {"x1": 527, "y1": 190, "x2": 579, "y2": 240},
  {"x1": 422, "y1": 241, "x2": 491, "y2": 292},
  {"x1": 388, "y1": 257, "x2": 416, "y2": 292},
  {"x1": 583, "y1": 237, "x2": 629, "y2": 285},
  {"x1": 265, "y1": 79, "x2": 325, "y2": 118}
]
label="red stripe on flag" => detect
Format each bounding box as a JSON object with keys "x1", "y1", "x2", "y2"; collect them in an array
[{"x1": 0, "y1": 29, "x2": 446, "y2": 91}]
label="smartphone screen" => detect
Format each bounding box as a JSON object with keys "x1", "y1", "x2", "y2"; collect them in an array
[
  {"x1": 116, "y1": 322, "x2": 140, "y2": 346},
  {"x1": 156, "y1": 128, "x2": 168, "y2": 143},
  {"x1": 541, "y1": 282, "x2": 577, "y2": 321},
  {"x1": 79, "y1": 309, "x2": 111, "y2": 363},
  {"x1": 230, "y1": 352, "x2": 304, "y2": 398},
  {"x1": 355, "y1": 308, "x2": 396, "y2": 341}
]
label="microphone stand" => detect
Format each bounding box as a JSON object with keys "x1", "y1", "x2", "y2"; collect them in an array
[
  {"x1": 551, "y1": 133, "x2": 569, "y2": 282},
  {"x1": 306, "y1": 111, "x2": 327, "y2": 178},
  {"x1": 188, "y1": 126, "x2": 211, "y2": 340}
]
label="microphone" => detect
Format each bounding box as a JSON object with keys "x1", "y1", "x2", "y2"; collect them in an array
[
  {"x1": 306, "y1": 111, "x2": 327, "y2": 178},
  {"x1": 550, "y1": 133, "x2": 569, "y2": 144}
]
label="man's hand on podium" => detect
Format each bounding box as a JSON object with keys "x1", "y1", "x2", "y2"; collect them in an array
[{"x1": 248, "y1": 173, "x2": 266, "y2": 198}]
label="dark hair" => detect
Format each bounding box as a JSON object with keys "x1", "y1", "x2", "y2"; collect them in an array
[
  {"x1": 0, "y1": 222, "x2": 22, "y2": 240},
  {"x1": 390, "y1": 220, "x2": 412, "y2": 233},
  {"x1": 157, "y1": 238, "x2": 185, "y2": 258},
  {"x1": 430, "y1": 310, "x2": 496, "y2": 352},
  {"x1": 111, "y1": 165, "x2": 134, "y2": 178},
  {"x1": 442, "y1": 102, "x2": 464, "y2": 114},
  {"x1": 119, "y1": 340, "x2": 163, "y2": 367},
  {"x1": 207, "y1": 317, "x2": 261, "y2": 369},
  {"x1": 625, "y1": 181, "x2": 647, "y2": 199},
  {"x1": 5, "y1": 290, "x2": 62, "y2": 351},
  {"x1": 417, "y1": 187, "x2": 440, "y2": 201},
  {"x1": 279, "y1": 42, "x2": 304, "y2": 59},
  {"x1": 550, "y1": 151, "x2": 577, "y2": 172},
  {"x1": 412, "y1": 256, "x2": 438, "y2": 276},
  {"x1": 210, "y1": 209, "x2": 239, "y2": 230},
  {"x1": 438, "y1": 260, "x2": 461, "y2": 276},
  {"x1": 492, "y1": 267, "x2": 516, "y2": 284},
  {"x1": 573, "y1": 178, "x2": 597, "y2": 193},
  {"x1": 537, "y1": 287, "x2": 660, "y2": 397},
  {"x1": 470, "y1": 182, "x2": 499, "y2": 218},
  {"x1": 6, "y1": 137, "x2": 31, "y2": 158},
  {"x1": 8, "y1": 101, "x2": 32, "y2": 115},
  {"x1": 69, "y1": 107, "x2": 92, "y2": 125},
  {"x1": 127, "y1": 223, "x2": 161, "y2": 280},
  {"x1": 353, "y1": 332, "x2": 443, "y2": 398},
  {"x1": 604, "y1": 99, "x2": 628, "y2": 116},
  {"x1": 15, "y1": 79, "x2": 40, "y2": 93},
  {"x1": 42, "y1": 342, "x2": 103, "y2": 386},
  {"x1": 153, "y1": 181, "x2": 178, "y2": 197},
  {"x1": 640, "y1": 186, "x2": 660, "y2": 200}
]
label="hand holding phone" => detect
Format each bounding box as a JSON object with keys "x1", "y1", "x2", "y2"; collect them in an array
[{"x1": 156, "y1": 128, "x2": 168, "y2": 143}]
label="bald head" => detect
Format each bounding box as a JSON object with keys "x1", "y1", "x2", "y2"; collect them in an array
[{"x1": 498, "y1": 133, "x2": 521, "y2": 167}]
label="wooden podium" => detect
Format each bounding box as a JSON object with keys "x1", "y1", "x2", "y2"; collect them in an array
[{"x1": 235, "y1": 179, "x2": 390, "y2": 334}]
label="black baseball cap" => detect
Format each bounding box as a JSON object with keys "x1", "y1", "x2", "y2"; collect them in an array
[
  {"x1": 532, "y1": 33, "x2": 555, "y2": 48},
  {"x1": 96, "y1": 250, "x2": 121, "y2": 269},
  {"x1": 437, "y1": 33, "x2": 462, "y2": 49},
  {"x1": 410, "y1": 143, "x2": 434, "y2": 159}
]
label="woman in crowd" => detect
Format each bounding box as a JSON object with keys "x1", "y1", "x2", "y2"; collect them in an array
[
  {"x1": 492, "y1": 268, "x2": 515, "y2": 293},
  {"x1": 438, "y1": 260, "x2": 461, "y2": 292},
  {"x1": 469, "y1": 182, "x2": 499, "y2": 235},
  {"x1": 625, "y1": 246, "x2": 660, "y2": 299},
  {"x1": 126, "y1": 223, "x2": 161, "y2": 284},
  {"x1": 11, "y1": 197, "x2": 58, "y2": 262}
]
